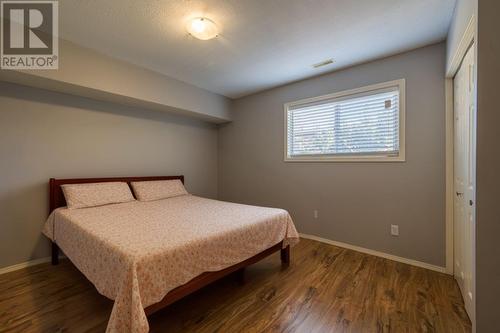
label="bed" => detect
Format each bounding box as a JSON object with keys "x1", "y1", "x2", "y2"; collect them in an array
[{"x1": 43, "y1": 176, "x2": 299, "y2": 333}]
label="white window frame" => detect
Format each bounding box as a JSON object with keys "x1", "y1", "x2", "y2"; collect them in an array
[{"x1": 284, "y1": 79, "x2": 406, "y2": 162}]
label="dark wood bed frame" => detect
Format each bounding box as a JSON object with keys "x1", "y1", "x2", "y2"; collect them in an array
[{"x1": 48, "y1": 175, "x2": 290, "y2": 316}]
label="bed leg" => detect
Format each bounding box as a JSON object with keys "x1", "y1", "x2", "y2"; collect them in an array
[
  {"x1": 52, "y1": 242, "x2": 59, "y2": 265},
  {"x1": 236, "y1": 268, "x2": 246, "y2": 285},
  {"x1": 280, "y1": 245, "x2": 290, "y2": 267}
]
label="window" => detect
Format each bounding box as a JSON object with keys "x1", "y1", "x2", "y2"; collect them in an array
[{"x1": 284, "y1": 79, "x2": 405, "y2": 162}]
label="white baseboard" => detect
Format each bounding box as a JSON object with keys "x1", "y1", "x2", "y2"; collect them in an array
[
  {"x1": 300, "y1": 233, "x2": 447, "y2": 274},
  {"x1": 0, "y1": 255, "x2": 65, "y2": 276},
  {"x1": 0, "y1": 256, "x2": 52, "y2": 275},
  {"x1": 2, "y1": 236, "x2": 445, "y2": 276}
]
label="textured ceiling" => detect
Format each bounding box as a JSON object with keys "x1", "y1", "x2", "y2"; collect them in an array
[{"x1": 59, "y1": 0, "x2": 456, "y2": 98}]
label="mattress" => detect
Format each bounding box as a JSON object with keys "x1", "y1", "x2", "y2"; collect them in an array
[{"x1": 43, "y1": 194, "x2": 299, "y2": 333}]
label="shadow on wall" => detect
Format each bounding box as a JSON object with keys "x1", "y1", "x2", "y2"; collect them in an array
[
  {"x1": 0, "y1": 80, "x2": 219, "y2": 269},
  {"x1": 0, "y1": 81, "x2": 217, "y2": 130}
]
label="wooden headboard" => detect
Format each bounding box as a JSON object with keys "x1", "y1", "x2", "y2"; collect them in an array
[{"x1": 49, "y1": 175, "x2": 184, "y2": 213}]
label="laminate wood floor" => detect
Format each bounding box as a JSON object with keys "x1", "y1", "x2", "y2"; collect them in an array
[{"x1": 0, "y1": 239, "x2": 471, "y2": 333}]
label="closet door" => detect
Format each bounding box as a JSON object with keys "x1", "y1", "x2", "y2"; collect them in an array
[{"x1": 453, "y1": 43, "x2": 475, "y2": 320}]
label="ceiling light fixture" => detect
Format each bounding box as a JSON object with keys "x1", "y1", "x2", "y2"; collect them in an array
[{"x1": 187, "y1": 17, "x2": 218, "y2": 40}]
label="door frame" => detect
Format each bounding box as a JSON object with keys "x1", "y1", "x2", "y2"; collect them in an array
[
  {"x1": 444, "y1": 13, "x2": 476, "y2": 328},
  {"x1": 445, "y1": 14, "x2": 475, "y2": 275}
]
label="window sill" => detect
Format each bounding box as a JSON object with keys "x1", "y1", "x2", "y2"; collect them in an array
[{"x1": 284, "y1": 155, "x2": 406, "y2": 163}]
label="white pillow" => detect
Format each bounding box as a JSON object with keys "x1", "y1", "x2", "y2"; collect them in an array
[
  {"x1": 131, "y1": 179, "x2": 188, "y2": 201},
  {"x1": 61, "y1": 182, "x2": 135, "y2": 209}
]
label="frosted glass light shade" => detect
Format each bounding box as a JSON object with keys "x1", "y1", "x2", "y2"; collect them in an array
[{"x1": 187, "y1": 17, "x2": 218, "y2": 40}]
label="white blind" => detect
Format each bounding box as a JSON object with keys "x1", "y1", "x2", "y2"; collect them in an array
[{"x1": 287, "y1": 86, "x2": 400, "y2": 158}]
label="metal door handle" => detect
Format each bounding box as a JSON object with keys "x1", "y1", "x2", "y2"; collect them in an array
[{"x1": 456, "y1": 192, "x2": 464, "y2": 196}]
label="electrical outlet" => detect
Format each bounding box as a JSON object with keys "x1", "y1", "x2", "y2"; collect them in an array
[
  {"x1": 390, "y1": 224, "x2": 399, "y2": 236},
  {"x1": 313, "y1": 210, "x2": 319, "y2": 219}
]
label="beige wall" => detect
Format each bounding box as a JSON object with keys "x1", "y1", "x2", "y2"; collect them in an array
[
  {"x1": 476, "y1": 0, "x2": 500, "y2": 331},
  {"x1": 219, "y1": 43, "x2": 446, "y2": 266},
  {"x1": 0, "y1": 82, "x2": 218, "y2": 269}
]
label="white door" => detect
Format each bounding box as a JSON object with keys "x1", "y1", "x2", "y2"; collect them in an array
[{"x1": 453, "y1": 44, "x2": 475, "y2": 321}]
